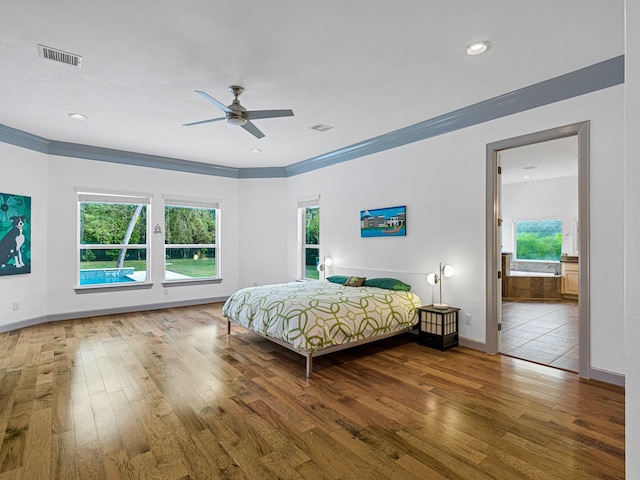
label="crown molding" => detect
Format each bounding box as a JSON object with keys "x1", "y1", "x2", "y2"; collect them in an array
[{"x1": 0, "y1": 55, "x2": 624, "y2": 179}]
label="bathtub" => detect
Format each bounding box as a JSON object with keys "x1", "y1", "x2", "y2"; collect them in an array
[
  {"x1": 508, "y1": 270, "x2": 559, "y2": 277},
  {"x1": 503, "y1": 271, "x2": 561, "y2": 298}
]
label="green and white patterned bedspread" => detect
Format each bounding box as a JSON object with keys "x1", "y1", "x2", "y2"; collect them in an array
[{"x1": 222, "y1": 281, "x2": 422, "y2": 353}]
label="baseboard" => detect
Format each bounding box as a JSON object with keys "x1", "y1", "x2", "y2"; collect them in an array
[
  {"x1": 458, "y1": 337, "x2": 486, "y2": 351},
  {"x1": 0, "y1": 315, "x2": 50, "y2": 333},
  {"x1": 0, "y1": 297, "x2": 230, "y2": 333},
  {"x1": 588, "y1": 367, "x2": 625, "y2": 387}
]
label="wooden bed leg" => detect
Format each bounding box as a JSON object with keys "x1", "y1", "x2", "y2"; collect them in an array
[
  {"x1": 227, "y1": 320, "x2": 231, "y2": 335},
  {"x1": 306, "y1": 354, "x2": 313, "y2": 378}
]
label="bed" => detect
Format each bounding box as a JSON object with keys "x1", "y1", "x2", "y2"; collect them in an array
[{"x1": 222, "y1": 277, "x2": 422, "y2": 377}]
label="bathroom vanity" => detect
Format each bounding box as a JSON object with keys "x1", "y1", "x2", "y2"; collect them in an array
[{"x1": 561, "y1": 254, "x2": 579, "y2": 298}]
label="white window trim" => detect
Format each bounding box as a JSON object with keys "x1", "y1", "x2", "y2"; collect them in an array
[
  {"x1": 163, "y1": 197, "x2": 221, "y2": 284},
  {"x1": 76, "y1": 190, "x2": 152, "y2": 290},
  {"x1": 298, "y1": 195, "x2": 320, "y2": 280}
]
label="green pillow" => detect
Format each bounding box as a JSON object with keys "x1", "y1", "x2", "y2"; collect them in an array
[
  {"x1": 327, "y1": 275, "x2": 350, "y2": 284},
  {"x1": 363, "y1": 277, "x2": 411, "y2": 291}
]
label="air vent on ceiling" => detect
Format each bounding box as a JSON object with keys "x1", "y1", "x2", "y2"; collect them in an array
[
  {"x1": 521, "y1": 165, "x2": 538, "y2": 170},
  {"x1": 38, "y1": 44, "x2": 82, "y2": 68},
  {"x1": 309, "y1": 123, "x2": 334, "y2": 132}
]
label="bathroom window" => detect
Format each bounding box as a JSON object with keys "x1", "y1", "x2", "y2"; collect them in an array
[{"x1": 514, "y1": 219, "x2": 562, "y2": 261}]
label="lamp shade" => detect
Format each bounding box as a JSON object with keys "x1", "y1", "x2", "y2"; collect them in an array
[
  {"x1": 426, "y1": 273, "x2": 438, "y2": 285},
  {"x1": 442, "y1": 265, "x2": 455, "y2": 278},
  {"x1": 324, "y1": 257, "x2": 333, "y2": 267}
]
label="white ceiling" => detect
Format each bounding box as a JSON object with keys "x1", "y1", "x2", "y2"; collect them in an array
[
  {"x1": 1, "y1": 1, "x2": 623, "y2": 170},
  {"x1": 499, "y1": 136, "x2": 579, "y2": 185}
]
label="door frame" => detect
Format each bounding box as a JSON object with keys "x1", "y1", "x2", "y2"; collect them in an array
[{"x1": 485, "y1": 121, "x2": 590, "y2": 378}]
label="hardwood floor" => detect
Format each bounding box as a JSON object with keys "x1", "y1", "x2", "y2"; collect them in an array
[{"x1": 0, "y1": 303, "x2": 625, "y2": 479}]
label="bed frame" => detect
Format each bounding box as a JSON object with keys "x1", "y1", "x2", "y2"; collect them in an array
[{"x1": 226, "y1": 319, "x2": 413, "y2": 378}]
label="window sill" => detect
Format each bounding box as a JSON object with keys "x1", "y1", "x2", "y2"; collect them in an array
[
  {"x1": 75, "y1": 282, "x2": 153, "y2": 293},
  {"x1": 162, "y1": 277, "x2": 222, "y2": 287}
]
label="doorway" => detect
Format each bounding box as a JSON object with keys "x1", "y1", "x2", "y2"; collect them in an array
[
  {"x1": 498, "y1": 138, "x2": 579, "y2": 370},
  {"x1": 485, "y1": 122, "x2": 591, "y2": 379}
]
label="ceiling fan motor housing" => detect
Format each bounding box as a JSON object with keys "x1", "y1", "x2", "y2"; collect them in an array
[{"x1": 226, "y1": 98, "x2": 247, "y2": 125}]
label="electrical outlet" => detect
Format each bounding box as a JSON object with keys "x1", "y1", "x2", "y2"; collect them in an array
[
  {"x1": 164, "y1": 289, "x2": 169, "y2": 296},
  {"x1": 12, "y1": 302, "x2": 20, "y2": 311},
  {"x1": 464, "y1": 313, "x2": 472, "y2": 325}
]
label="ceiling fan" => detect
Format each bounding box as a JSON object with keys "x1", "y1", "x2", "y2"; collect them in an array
[{"x1": 183, "y1": 85, "x2": 294, "y2": 139}]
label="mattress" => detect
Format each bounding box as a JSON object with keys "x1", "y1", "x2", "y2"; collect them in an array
[{"x1": 222, "y1": 280, "x2": 421, "y2": 352}]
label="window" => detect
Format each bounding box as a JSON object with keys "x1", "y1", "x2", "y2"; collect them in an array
[
  {"x1": 164, "y1": 197, "x2": 219, "y2": 281},
  {"x1": 78, "y1": 192, "x2": 150, "y2": 286},
  {"x1": 298, "y1": 196, "x2": 320, "y2": 280},
  {"x1": 514, "y1": 219, "x2": 562, "y2": 261}
]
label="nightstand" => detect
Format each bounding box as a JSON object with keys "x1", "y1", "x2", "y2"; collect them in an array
[{"x1": 416, "y1": 305, "x2": 460, "y2": 351}]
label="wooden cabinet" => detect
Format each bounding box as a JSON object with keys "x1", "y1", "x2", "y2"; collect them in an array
[{"x1": 561, "y1": 261, "x2": 579, "y2": 296}]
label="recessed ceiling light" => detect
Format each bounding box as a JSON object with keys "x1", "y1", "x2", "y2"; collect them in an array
[
  {"x1": 68, "y1": 113, "x2": 87, "y2": 121},
  {"x1": 466, "y1": 41, "x2": 490, "y2": 56},
  {"x1": 250, "y1": 148, "x2": 262, "y2": 154},
  {"x1": 523, "y1": 175, "x2": 532, "y2": 179}
]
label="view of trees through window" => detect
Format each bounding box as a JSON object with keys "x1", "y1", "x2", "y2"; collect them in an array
[
  {"x1": 79, "y1": 201, "x2": 148, "y2": 285},
  {"x1": 79, "y1": 199, "x2": 219, "y2": 285},
  {"x1": 80, "y1": 202, "x2": 147, "y2": 265},
  {"x1": 165, "y1": 205, "x2": 217, "y2": 279},
  {"x1": 515, "y1": 219, "x2": 562, "y2": 261},
  {"x1": 304, "y1": 206, "x2": 319, "y2": 279}
]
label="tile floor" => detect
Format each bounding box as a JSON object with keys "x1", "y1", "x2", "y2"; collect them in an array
[{"x1": 500, "y1": 298, "x2": 579, "y2": 371}]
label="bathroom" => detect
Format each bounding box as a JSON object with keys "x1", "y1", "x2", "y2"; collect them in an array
[
  {"x1": 501, "y1": 252, "x2": 578, "y2": 299},
  {"x1": 497, "y1": 135, "x2": 581, "y2": 371},
  {"x1": 500, "y1": 136, "x2": 579, "y2": 301}
]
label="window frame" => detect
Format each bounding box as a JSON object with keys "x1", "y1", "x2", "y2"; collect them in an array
[
  {"x1": 163, "y1": 196, "x2": 221, "y2": 284},
  {"x1": 298, "y1": 195, "x2": 320, "y2": 280},
  {"x1": 76, "y1": 190, "x2": 151, "y2": 290}
]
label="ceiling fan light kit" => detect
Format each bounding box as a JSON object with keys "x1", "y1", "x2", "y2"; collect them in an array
[
  {"x1": 227, "y1": 115, "x2": 247, "y2": 126},
  {"x1": 183, "y1": 85, "x2": 294, "y2": 139}
]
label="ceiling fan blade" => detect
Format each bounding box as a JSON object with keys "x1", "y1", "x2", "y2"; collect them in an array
[
  {"x1": 195, "y1": 90, "x2": 232, "y2": 113},
  {"x1": 241, "y1": 121, "x2": 265, "y2": 139},
  {"x1": 183, "y1": 117, "x2": 225, "y2": 127},
  {"x1": 245, "y1": 109, "x2": 294, "y2": 120}
]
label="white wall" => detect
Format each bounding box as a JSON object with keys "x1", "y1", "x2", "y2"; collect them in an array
[
  {"x1": 625, "y1": 0, "x2": 639, "y2": 476},
  {"x1": 44, "y1": 155, "x2": 241, "y2": 318},
  {"x1": 238, "y1": 178, "x2": 288, "y2": 288},
  {"x1": 0, "y1": 78, "x2": 627, "y2": 379},
  {"x1": 286, "y1": 84, "x2": 625, "y2": 375},
  {"x1": 501, "y1": 176, "x2": 578, "y2": 256},
  {"x1": 0, "y1": 148, "x2": 243, "y2": 330},
  {"x1": 0, "y1": 142, "x2": 48, "y2": 324}
]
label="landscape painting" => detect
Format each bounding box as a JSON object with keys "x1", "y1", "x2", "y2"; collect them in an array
[
  {"x1": 360, "y1": 205, "x2": 406, "y2": 237},
  {"x1": 0, "y1": 192, "x2": 31, "y2": 276}
]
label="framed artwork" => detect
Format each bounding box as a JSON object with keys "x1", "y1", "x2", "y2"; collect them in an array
[
  {"x1": 0, "y1": 193, "x2": 31, "y2": 276},
  {"x1": 360, "y1": 205, "x2": 406, "y2": 237}
]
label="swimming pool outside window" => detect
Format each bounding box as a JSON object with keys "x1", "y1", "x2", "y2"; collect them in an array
[{"x1": 77, "y1": 191, "x2": 150, "y2": 286}]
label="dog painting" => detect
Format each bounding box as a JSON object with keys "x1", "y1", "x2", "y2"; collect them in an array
[{"x1": 0, "y1": 193, "x2": 31, "y2": 276}]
